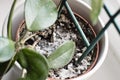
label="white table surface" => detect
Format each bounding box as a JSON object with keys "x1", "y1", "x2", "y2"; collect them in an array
[{"x1": 0, "y1": 0, "x2": 120, "y2": 80}]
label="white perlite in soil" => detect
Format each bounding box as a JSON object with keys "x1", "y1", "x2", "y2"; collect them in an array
[{"x1": 18, "y1": 10, "x2": 96, "y2": 80}]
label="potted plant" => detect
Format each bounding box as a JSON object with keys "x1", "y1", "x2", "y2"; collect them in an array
[{"x1": 0, "y1": 0, "x2": 108, "y2": 80}]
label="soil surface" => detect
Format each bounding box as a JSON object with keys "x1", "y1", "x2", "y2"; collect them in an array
[{"x1": 17, "y1": 10, "x2": 97, "y2": 80}]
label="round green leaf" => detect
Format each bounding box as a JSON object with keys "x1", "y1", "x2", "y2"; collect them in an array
[
  {"x1": 0, "y1": 37, "x2": 15, "y2": 62},
  {"x1": 48, "y1": 41, "x2": 75, "y2": 69},
  {"x1": 18, "y1": 48, "x2": 49, "y2": 80},
  {"x1": 25, "y1": 0, "x2": 58, "y2": 31}
]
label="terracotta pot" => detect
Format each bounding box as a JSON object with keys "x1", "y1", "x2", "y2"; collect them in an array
[
  {"x1": 2, "y1": 0, "x2": 108, "y2": 80},
  {"x1": 16, "y1": 12, "x2": 99, "y2": 80}
]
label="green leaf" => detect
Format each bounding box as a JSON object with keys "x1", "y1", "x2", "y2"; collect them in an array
[
  {"x1": 25, "y1": 0, "x2": 58, "y2": 31},
  {"x1": 91, "y1": 0, "x2": 103, "y2": 25},
  {"x1": 17, "y1": 51, "x2": 28, "y2": 68},
  {"x1": 48, "y1": 41, "x2": 75, "y2": 69},
  {"x1": 17, "y1": 48, "x2": 49, "y2": 80},
  {"x1": 0, "y1": 37, "x2": 15, "y2": 62}
]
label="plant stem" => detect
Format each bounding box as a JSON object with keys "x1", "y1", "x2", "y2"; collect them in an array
[
  {"x1": 3, "y1": 55, "x2": 15, "y2": 75},
  {"x1": 57, "y1": 0, "x2": 67, "y2": 17},
  {"x1": 7, "y1": 0, "x2": 17, "y2": 39},
  {"x1": 32, "y1": 38, "x2": 41, "y2": 48},
  {"x1": 1, "y1": 0, "x2": 17, "y2": 76},
  {"x1": 21, "y1": 32, "x2": 37, "y2": 44},
  {"x1": 19, "y1": 30, "x2": 29, "y2": 43}
]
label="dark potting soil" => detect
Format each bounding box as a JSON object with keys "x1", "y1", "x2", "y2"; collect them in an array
[{"x1": 18, "y1": 10, "x2": 97, "y2": 80}]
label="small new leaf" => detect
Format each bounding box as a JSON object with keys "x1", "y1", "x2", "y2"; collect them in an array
[
  {"x1": 0, "y1": 37, "x2": 15, "y2": 62},
  {"x1": 17, "y1": 48, "x2": 49, "y2": 80},
  {"x1": 91, "y1": 0, "x2": 103, "y2": 25},
  {"x1": 48, "y1": 41, "x2": 75, "y2": 69},
  {"x1": 25, "y1": 0, "x2": 58, "y2": 31}
]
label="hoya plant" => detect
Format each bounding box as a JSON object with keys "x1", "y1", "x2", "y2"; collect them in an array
[{"x1": 0, "y1": 0, "x2": 103, "y2": 80}]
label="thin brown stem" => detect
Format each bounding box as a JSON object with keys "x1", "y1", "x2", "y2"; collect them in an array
[
  {"x1": 21, "y1": 32, "x2": 38, "y2": 44},
  {"x1": 32, "y1": 38, "x2": 41, "y2": 48}
]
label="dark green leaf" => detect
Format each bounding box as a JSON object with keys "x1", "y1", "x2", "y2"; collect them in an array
[
  {"x1": 17, "y1": 51, "x2": 28, "y2": 68},
  {"x1": 91, "y1": 0, "x2": 103, "y2": 25},
  {"x1": 48, "y1": 41, "x2": 75, "y2": 69},
  {"x1": 0, "y1": 37, "x2": 15, "y2": 62},
  {"x1": 25, "y1": 0, "x2": 58, "y2": 31},
  {"x1": 18, "y1": 48, "x2": 49, "y2": 80}
]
